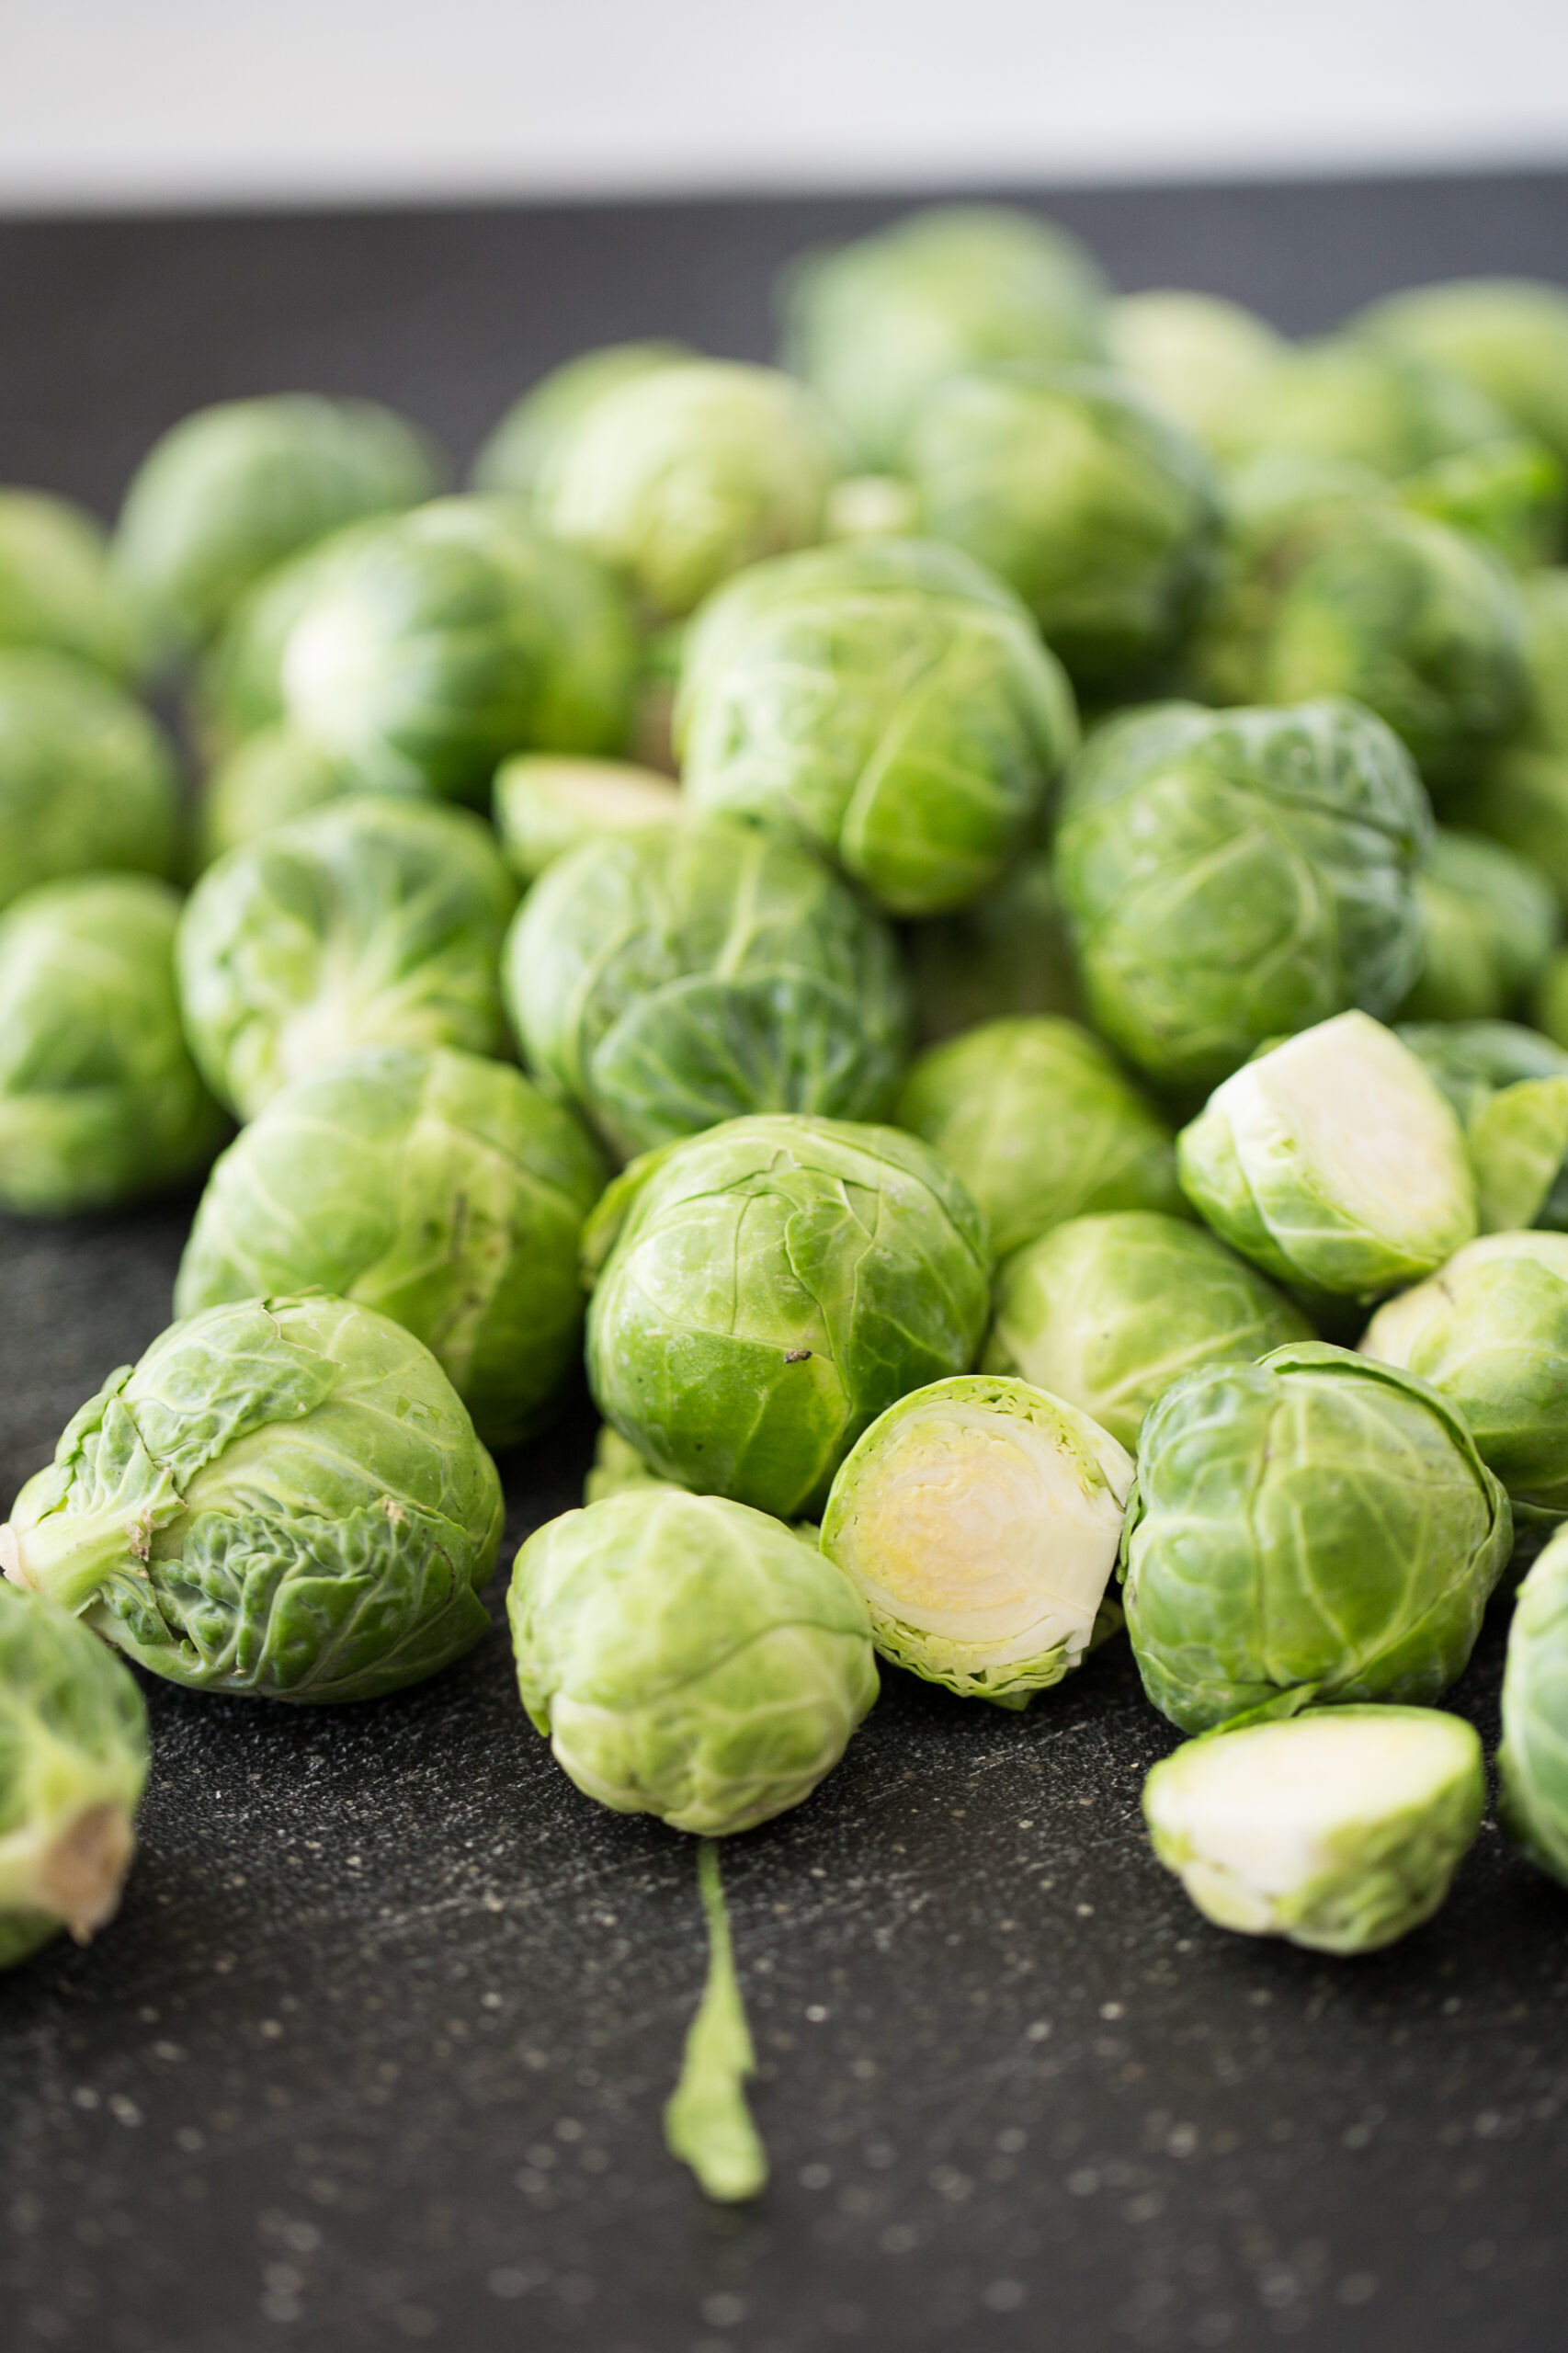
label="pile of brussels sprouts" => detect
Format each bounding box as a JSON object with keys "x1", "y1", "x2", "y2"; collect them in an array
[{"x1": 7, "y1": 205, "x2": 1568, "y2": 2200}]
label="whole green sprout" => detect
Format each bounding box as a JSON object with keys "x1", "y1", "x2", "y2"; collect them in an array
[
  {"x1": 530, "y1": 361, "x2": 835, "y2": 620},
  {"x1": 1108, "y1": 291, "x2": 1289, "y2": 449},
  {"x1": 177, "y1": 796, "x2": 517, "y2": 1120},
  {"x1": 1205, "y1": 336, "x2": 1513, "y2": 477},
  {"x1": 1054, "y1": 700, "x2": 1430, "y2": 1090},
  {"x1": 1144, "y1": 1706, "x2": 1484, "y2": 1953},
  {"x1": 665, "y1": 1841, "x2": 767, "y2": 2202},
  {"x1": 585, "y1": 1114, "x2": 992, "y2": 1520},
  {"x1": 1363, "y1": 1231, "x2": 1568, "y2": 1529},
  {"x1": 585, "y1": 1424, "x2": 667, "y2": 1505},
  {"x1": 188, "y1": 519, "x2": 384, "y2": 763},
  {"x1": 507, "y1": 1486, "x2": 877, "y2": 1833},
  {"x1": 279, "y1": 497, "x2": 639, "y2": 802},
  {"x1": 0, "y1": 1582, "x2": 149, "y2": 1969},
  {"x1": 1122, "y1": 1340, "x2": 1512, "y2": 1733},
  {"x1": 506, "y1": 819, "x2": 909, "y2": 1161},
  {"x1": 492, "y1": 753, "x2": 683, "y2": 884},
  {"x1": 472, "y1": 341, "x2": 695, "y2": 500},
  {"x1": 175, "y1": 1045, "x2": 606, "y2": 1448},
  {"x1": 676, "y1": 537, "x2": 1078, "y2": 916},
  {"x1": 195, "y1": 727, "x2": 383, "y2": 869},
  {"x1": 1498, "y1": 1525, "x2": 1568, "y2": 1883},
  {"x1": 778, "y1": 204, "x2": 1109, "y2": 472},
  {"x1": 1395, "y1": 827, "x2": 1558, "y2": 1024},
  {"x1": 1516, "y1": 570, "x2": 1568, "y2": 752},
  {"x1": 905, "y1": 847, "x2": 1085, "y2": 1043},
  {"x1": 3, "y1": 1294, "x2": 504, "y2": 1701},
  {"x1": 986, "y1": 1211, "x2": 1312, "y2": 1449},
  {"x1": 0, "y1": 876, "x2": 228, "y2": 1216},
  {"x1": 895, "y1": 1017, "x2": 1183, "y2": 1260},
  {"x1": 0, "y1": 489, "x2": 145, "y2": 680},
  {"x1": 820, "y1": 1373, "x2": 1133, "y2": 1707},
  {"x1": 1356, "y1": 279, "x2": 1568, "y2": 481},
  {"x1": 115, "y1": 393, "x2": 440, "y2": 647},
  {"x1": 0, "y1": 649, "x2": 180, "y2": 914},
  {"x1": 906, "y1": 365, "x2": 1221, "y2": 693},
  {"x1": 1399, "y1": 1018, "x2": 1568, "y2": 1234}
]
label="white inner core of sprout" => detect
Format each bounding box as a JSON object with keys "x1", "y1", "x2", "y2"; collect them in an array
[
  {"x1": 843, "y1": 1404, "x2": 1128, "y2": 1665},
  {"x1": 1239, "y1": 1013, "x2": 1463, "y2": 1234},
  {"x1": 1155, "y1": 1712, "x2": 1469, "y2": 1899}
]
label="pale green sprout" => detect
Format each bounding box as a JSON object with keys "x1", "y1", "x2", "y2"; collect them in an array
[
  {"x1": 1123, "y1": 1340, "x2": 1512, "y2": 1733},
  {"x1": 1143, "y1": 1707, "x2": 1484, "y2": 1954},
  {"x1": 196, "y1": 726, "x2": 388, "y2": 869},
  {"x1": 1176, "y1": 1012, "x2": 1477, "y2": 1299},
  {"x1": 665, "y1": 1841, "x2": 767, "y2": 2203},
  {"x1": 1204, "y1": 335, "x2": 1513, "y2": 476},
  {"x1": 1395, "y1": 827, "x2": 1558, "y2": 1024},
  {"x1": 820, "y1": 1374, "x2": 1132, "y2": 1707},
  {"x1": 472, "y1": 341, "x2": 694, "y2": 500},
  {"x1": 506, "y1": 1487, "x2": 878, "y2": 1833},
  {"x1": 823, "y1": 474, "x2": 921, "y2": 541},
  {"x1": 985, "y1": 1211, "x2": 1312, "y2": 1450},
  {"x1": 905, "y1": 849, "x2": 1086, "y2": 1044},
  {"x1": 1398, "y1": 1019, "x2": 1568, "y2": 1235},
  {"x1": 0, "y1": 488, "x2": 146, "y2": 680},
  {"x1": 584, "y1": 1425, "x2": 667, "y2": 1505},
  {"x1": 1107, "y1": 291, "x2": 1289, "y2": 447},
  {"x1": 1355, "y1": 279, "x2": 1568, "y2": 481},
  {"x1": 895, "y1": 1017, "x2": 1182, "y2": 1261},
  {"x1": 0, "y1": 1581, "x2": 149, "y2": 1969},
  {"x1": 1498, "y1": 1525, "x2": 1568, "y2": 1884},
  {"x1": 1454, "y1": 747, "x2": 1568, "y2": 912},
  {"x1": 0, "y1": 649, "x2": 180, "y2": 913},
  {"x1": 1362, "y1": 1230, "x2": 1568, "y2": 1529},
  {"x1": 493, "y1": 753, "x2": 683, "y2": 883}
]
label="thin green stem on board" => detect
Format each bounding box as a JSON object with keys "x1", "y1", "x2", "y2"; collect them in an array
[{"x1": 664, "y1": 1839, "x2": 767, "y2": 2203}]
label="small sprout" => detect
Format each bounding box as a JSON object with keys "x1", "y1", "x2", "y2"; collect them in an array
[
  {"x1": 472, "y1": 341, "x2": 695, "y2": 502},
  {"x1": 583, "y1": 1425, "x2": 668, "y2": 1506},
  {"x1": 492, "y1": 754, "x2": 683, "y2": 885},
  {"x1": 1394, "y1": 827, "x2": 1558, "y2": 1024},
  {"x1": 1499, "y1": 1525, "x2": 1568, "y2": 1884},
  {"x1": 905, "y1": 849, "x2": 1085, "y2": 1045},
  {"x1": 0, "y1": 649, "x2": 179, "y2": 913},
  {"x1": 0, "y1": 487, "x2": 147, "y2": 681},
  {"x1": 1108, "y1": 290, "x2": 1289, "y2": 449}
]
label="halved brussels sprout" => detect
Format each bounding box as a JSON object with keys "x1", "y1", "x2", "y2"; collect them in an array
[
  {"x1": 906, "y1": 366, "x2": 1221, "y2": 693},
  {"x1": 177, "y1": 796, "x2": 517, "y2": 1120},
  {"x1": 895, "y1": 1017, "x2": 1182, "y2": 1260},
  {"x1": 1399, "y1": 1018, "x2": 1568, "y2": 1234},
  {"x1": 1498, "y1": 1524, "x2": 1568, "y2": 1883},
  {"x1": 472, "y1": 341, "x2": 694, "y2": 500},
  {"x1": 1394, "y1": 827, "x2": 1559, "y2": 1023},
  {"x1": 1054, "y1": 700, "x2": 1430, "y2": 1090},
  {"x1": 985, "y1": 1211, "x2": 1311, "y2": 1449},
  {"x1": 0, "y1": 1582, "x2": 149, "y2": 1969},
  {"x1": 585, "y1": 1114, "x2": 992, "y2": 1521},
  {"x1": 1205, "y1": 336, "x2": 1512, "y2": 477},
  {"x1": 676, "y1": 537, "x2": 1077, "y2": 916},
  {"x1": 820, "y1": 1373, "x2": 1131, "y2": 1706},
  {"x1": 0, "y1": 649, "x2": 179, "y2": 912},
  {"x1": 778, "y1": 203, "x2": 1109, "y2": 472},
  {"x1": 1356, "y1": 279, "x2": 1568, "y2": 479},
  {"x1": 1363, "y1": 1230, "x2": 1568, "y2": 1529},
  {"x1": 1108, "y1": 290, "x2": 1289, "y2": 448},
  {"x1": 506, "y1": 819, "x2": 909, "y2": 1162},
  {"x1": 114, "y1": 393, "x2": 441, "y2": 647},
  {"x1": 175, "y1": 1044, "x2": 606, "y2": 1448},
  {"x1": 531, "y1": 361, "x2": 835, "y2": 620},
  {"x1": 195, "y1": 726, "x2": 387, "y2": 870},
  {"x1": 0, "y1": 488, "x2": 145, "y2": 680},
  {"x1": 279, "y1": 497, "x2": 639, "y2": 801},
  {"x1": 2, "y1": 1294, "x2": 503, "y2": 1701},
  {"x1": 1123, "y1": 1340, "x2": 1512, "y2": 1732},
  {"x1": 493, "y1": 753, "x2": 683, "y2": 883},
  {"x1": 1176, "y1": 1012, "x2": 1476, "y2": 1298},
  {"x1": 1143, "y1": 1706, "x2": 1483, "y2": 1953},
  {"x1": 507, "y1": 1487, "x2": 877, "y2": 1834},
  {"x1": 0, "y1": 875, "x2": 228, "y2": 1216},
  {"x1": 905, "y1": 848, "x2": 1085, "y2": 1044}
]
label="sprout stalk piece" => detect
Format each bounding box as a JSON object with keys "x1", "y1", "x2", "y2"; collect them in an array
[{"x1": 664, "y1": 1841, "x2": 767, "y2": 2203}]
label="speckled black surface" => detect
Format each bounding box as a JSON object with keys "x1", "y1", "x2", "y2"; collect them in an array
[{"x1": 3, "y1": 175, "x2": 1568, "y2": 2353}]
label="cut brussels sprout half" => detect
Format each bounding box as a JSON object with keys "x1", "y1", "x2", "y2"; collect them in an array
[
  {"x1": 507, "y1": 1487, "x2": 877, "y2": 1835},
  {"x1": 1143, "y1": 1706, "x2": 1484, "y2": 1953},
  {"x1": 1123, "y1": 1340, "x2": 1512, "y2": 1733},
  {"x1": 821, "y1": 1374, "x2": 1132, "y2": 1707},
  {"x1": 1499, "y1": 1525, "x2": 1568, "y2": 1884},
  {"x1": 493, "y1": 754, "x2": 683, "y2": 883},
  {"x1": 1176, "y1": 1013, "x2": 1477, "y2": 1299},
  {"x1": 1395, "y1": 827, "x2": 1558, "y2": 1024},
  {"x1": 0, "y1": 488, "x2": 146, "y2": 681}
]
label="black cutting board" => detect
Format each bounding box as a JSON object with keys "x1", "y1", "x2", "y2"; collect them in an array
[{"x1": 3, "y1": 172, "x2": 1568, "y2": 2353}]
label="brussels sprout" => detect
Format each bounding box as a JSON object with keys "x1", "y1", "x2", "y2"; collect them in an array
[
  {"x1": 174, "y1": 1045, "x2": 606, "y2": 1448},
  {"x1": 1207, "y1": 336, "x2": 1512, "y2": 477},
  {"x1": 1356, "y1": 279, "x2": 1568, "y2": 478},
  {"x1": 676, "y1": 537, "x2": 1076, "y2": 916},
  {"x1": 1399, "y1": 1018, "x2": 1568, "y2": 1234},
  {"x1": 1108, "y1": 291, "x2": 1289, "y2": 447},
  {"x1": 1363, "y1": 1231, "x2": 1568, "y2": 1529},
  {"x1": 1143, "y1": 1706, "x2": 1483, "y2": 1953},
  {"x1": 1054, "y1": 699, "x2": 1430, "y2": 1090},
  {"x1": 0, "y1": 489, "x2": 145, "y2": 680},
  {"x1": 195, "y1": 726, "x2": 386, "y2": 869},
  {"x1": 1395, "y1": 434, "x2": 1565, "y2": 572},
  {"x1": 0, "y1": 876, "x2": 227, "y2": 1217},
  {"x1": 2, "y1": 1294, "x2": 503, "y2": 1701},
  {"x1": 1536, "y1": 949, "x2": 1568, "y2": 1050},
  {"x1": 506, "y1": 819, "x2": 908, "y2": 1161},
  {"x1": 177, "y1": 796, "x2": 517, "y2": 1120},
  {"x1": 493, "y1": 753, "x2": 683, "y2": 884},
  {"x1": 1177, "y1": 1013, "x2": 1476, "y2": 1299},
  {"x1": 906, "y1": 366, "x2": 1221, "y2": 693},
  {"x1": 665, "y1": 1840, "x2": 767, "y2": 2202},
  {"x1": 0, "y1": 649, "x2": 179, "y2": 912},
  {"x1": 905, "y1": 847, "x2": 1085, "y2": 1044},
  {"x1": 279, "y1": 497, "x2": 639, "y2": 802},
  {"x1": 820, "y1": 1373, "x2": 1131, "y2": 1706},
  {"x1": 1498, "y1": 1525, "x2": 1568, "y2": 1883},
  {"x1": 585, "y1": 1424, "x2": 668, "y2": 1505},
  {"x1": 531, "y1": 361, "x2": 835, "y2": 621},
  {"x1": 1261, "y1": 508, "x2": 1527, "y2": 796},
  {"x1": 0, "y1": 1582, "x2": 149, "y2": 1969},
  {"x1": 1516, "y1": 570, "x2": 1568, "y2": 753},
  {"x1": 778, "y1": 204, "x2": 1109, "y2": 472},
  {"x1": 507, "y1": 1486, "x2": 877, "y2": 1833},
  {"x1": 823, "y1": 474, "x2": 921, "y2": 541},
  {"x1": 472, "y1": 342, "x2": 694, "y2": 500},
  {"x1": 187, "y1": 520, "x2": 384, "y2": 763},
  {"x1": 585, "y1": 1114, "x2": 991, "y2": 1520},
  {"x1": 986, "y1": 1211, "x2": 1312, "y2": 1449},
  {"x1": 114, "y1": 394, "x2": 440, "y2": 649},
  {"x1": 1456, "y1": 747, "x2": 1568, "y2": 910},
  {"x1": 895, "y1": 1017, "x2": 1182, "y2": 1260},
  {"x1": 1122, "y1": 1340, "x2": 1512, "y2": 1733},
  {"x1": 1395, "y1": 827, "x2": 1559, "y2": 1023}
]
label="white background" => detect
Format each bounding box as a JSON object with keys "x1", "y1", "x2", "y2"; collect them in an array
[{"x1": 3, "y1": 0, "x2": 1568, "y2": 213}]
